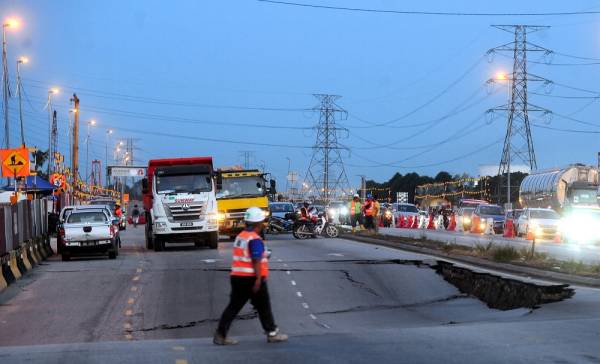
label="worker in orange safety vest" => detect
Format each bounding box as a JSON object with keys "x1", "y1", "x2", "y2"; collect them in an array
[{"x1": 214, "y1": 207, "x2": 288, "y2": 345}]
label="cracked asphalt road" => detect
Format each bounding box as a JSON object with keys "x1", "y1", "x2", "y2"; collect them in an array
[{"x1": 1, "y1": 227, "x2": 600, "y2": 363}]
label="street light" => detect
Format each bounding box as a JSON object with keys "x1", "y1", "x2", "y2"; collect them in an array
[
  {"x1": 3, "y1": 18, "x2": 21, "y2": 150},
  {"x1": 105, "y1": 129, "x2": 113, "y2": 187},
  {"x1": 86, "y1": 119, "x2": 96, "y2": 185},
  {"x1": 16, "y1": 56, "x2": 28, "y2": 146}
]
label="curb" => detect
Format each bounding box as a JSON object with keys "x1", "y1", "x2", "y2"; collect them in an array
[{"x1": 341, "y1": 232, "x2": 600, "y2": 288}]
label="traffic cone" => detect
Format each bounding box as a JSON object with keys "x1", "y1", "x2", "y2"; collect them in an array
[
  {"x1": 554, "y1": 233, "x2": 561, "y2": 243},
  {"x1": 447, "y1": 214, "x2": 456, "y2": 231},
  {"x1": 503, "y1": 219, "x2": 515, "y2": 238},
  {"x1": 526, "y1": 229, "x2": 533, "y2": 240},
  {"x1": 427, "y1": 214, "x2": 435, "y2": 230},
  {"x1": 396, "y1": 215, "x2": 402, "y2": 228},
  {"x1": 405, "y1": 216, "x2": 411, "y2": 229}
]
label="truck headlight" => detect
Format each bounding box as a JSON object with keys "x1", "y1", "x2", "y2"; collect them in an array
[
  {"x1": 217, "y1": 212, "x2": 226, "y2": 221},
  {"x1": 155, "y1": 222, "x2": 167, "y2": 231},
  {"x1": 340, "y1": 207, "x2": 349, "y2": 216}
]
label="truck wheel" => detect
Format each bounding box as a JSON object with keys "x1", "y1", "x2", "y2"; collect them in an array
[
  {"x1": 154, "y1": 237, "x2": 164, "y2": 252},
  {"x1": 194, "y1": 240, "x2": 203, "y2": 248},
  {"x1": 145, "y1": 217, "x2": 154, "y2": 250},
  {"x1": 61, "y1": 253, "x2": 70, "y2": 261},
  {"x1": 108, "y1": 251, "x2": 117, "y2": 259},
  {"x1": 208, "y1": 232, "x2": 219, "y2": 249}
]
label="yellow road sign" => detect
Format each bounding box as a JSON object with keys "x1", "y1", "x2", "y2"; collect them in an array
[{"x1": 1, "y1": 148, "x2": 30, "y2": 177}]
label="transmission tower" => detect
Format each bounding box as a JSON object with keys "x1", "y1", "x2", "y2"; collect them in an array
[
  {"x1": 487, "y1": 25, "x2": 552, "y2": 204},
  {"x1": 303, "y1": 94, "x2": 350, "y2": 203},
  {"x1": 239, "y1": 151, "x2": 255, "y2": 169},
  {"x1": 91, "y1": 159, "x2": 102, "y2": 188},
  {"x1": 48, "y1": 110, "x2": 58, "y2": 175}
]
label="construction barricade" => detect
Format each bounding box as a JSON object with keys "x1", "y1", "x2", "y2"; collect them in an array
[{"x1": 0, "y1": 199, "x2": 50, "y2": 293}]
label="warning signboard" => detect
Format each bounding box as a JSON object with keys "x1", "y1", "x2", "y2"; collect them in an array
[
  {"x1": 123, "y1": 193, "x2": 129, "y2": 203},
  {"x1": 0, "y1": 148, "x2": 30, "y2": 177},
  {"x1": 108, "y1": 166, "x2": 146, "y2": 177},
  {"x1": 50, "y1": 173, "x2": 66, "y2": 190}
]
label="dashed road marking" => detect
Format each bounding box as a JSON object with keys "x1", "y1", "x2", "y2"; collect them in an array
[
  {"x1": 296, "y1": 291, "x2": 303, "y2": 298},
  {"x1": 128, "y1": 298, "x2": 135, "y2": 305},
  {"x1": 136, "y1": 268, "x2": 143, "y2": 273},
  {"x1": 201, "y1": 259, "x2": 217, "y2": 263},
  {"x1": 286, "y1": 271, "x2": 291, "y2": 275},
  {"x1": 291, "y1": 280, "x2": 296, "y2": 286},
  {"x1": 302, "y1": 302, "x2": 309, "y2": 309},
  {"x1": 327, "y1": 253, "x2": 344, "y2": 257},
  {"x1": 175, "y1": 359, "x2": 188, "y2": 364},
  {"x1": 132, "y1": 276, "x2": 140, "y2": 281},
  {"x1": 310, "y1": 314, "x2": 317, "y2": 320},
  {"x1": 125, "y1": 309, "x2": 133, "y2": 316},
  {"x1": 172, "y1": 346, "x2": 185, "y2": 351},
  {"x1": 131, "y1": 286, "x2": 138, "y2": 292},
  {"x1": 283, "y1": 263, "x2": 288, "y2": 267},
  {"x1": 125, "y1": 334, "x2": 133, "y2": 340},
  {"x1": 123, "y1": 322, "x2": 132, "y2": 330}
]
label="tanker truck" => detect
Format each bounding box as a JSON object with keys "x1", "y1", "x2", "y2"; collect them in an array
[{"x1": 519, "y1": 164, "x2": 599, "y2": 212}]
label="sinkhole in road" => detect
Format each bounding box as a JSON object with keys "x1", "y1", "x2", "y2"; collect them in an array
[
  {"x1": 342, "y1": 258, "x2": 575, "y2": 310},
  {"x1": 432, "y1": 260, "x2": 575, "y2": 310}
]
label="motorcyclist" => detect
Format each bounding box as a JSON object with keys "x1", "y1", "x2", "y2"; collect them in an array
[
  {"x1": 295, "y1": 201, "x2": 316, "y2": 237},
  {"x1": 132, "y1": 204, "x2": 141, "y2": 227}
]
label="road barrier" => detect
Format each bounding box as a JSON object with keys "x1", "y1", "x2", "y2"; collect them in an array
[{"x1": 0, "y1": 199, "x2": 50, "y2": 292}]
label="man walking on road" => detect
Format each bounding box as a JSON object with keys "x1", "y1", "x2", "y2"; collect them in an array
[
  {"x1": 348, "y1": 194, "x2": 362, "y2": 234},
  {"x1": 362, "y1": 195, "x2": 375, "y2": 233},
  {"x1": 214, "y1": 207, "x2": 288, "y2": 345},
  {"x1": 372, "y1": 197, "x2": 381, "y2": 233}
]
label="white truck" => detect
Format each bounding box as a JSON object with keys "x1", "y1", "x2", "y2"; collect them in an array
[
  {"x1": 58, "y1": 208, "x2": 119, "y2": 261},
  {"x1": 142, "y1": 157, "x2": 220, "y2": 251}
]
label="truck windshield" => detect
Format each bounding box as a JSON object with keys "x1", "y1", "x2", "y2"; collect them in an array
[
  {"x1": 570, "y1": 189, "x2": 598, "y2": 205},
  {"x1": 156, "y1": 174, "x2": 212, "y2": 194},
  {"x1": 217, "y1": 176, "x2": 266, "y2": 199}
]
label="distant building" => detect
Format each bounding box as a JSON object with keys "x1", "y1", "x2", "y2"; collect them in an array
[{"x1": 478, "y1": 164, "x2": 530, "y2": 177}]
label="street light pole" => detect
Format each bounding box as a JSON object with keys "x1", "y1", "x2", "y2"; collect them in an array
[
  {"x1": 2, "y1": 20, "x2": 14, "y2": 149},
  {"x1": 16, "y1": 56, "x2": 27, "y2": 146},
  {"x1": 86, "y1": 120, "x2": 96, "y2": 185},
  {"x1": 105, "y1": 129, "x2": 112, "y2": 188}
]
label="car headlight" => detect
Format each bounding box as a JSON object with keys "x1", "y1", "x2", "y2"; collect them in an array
[
  {"x1": 385, "y1": 211, "x2": 392, "y2": 217},
  {"x1": 463, "y1": 217, "x2": 471, "y2": 224},
  {"x1": 340, "y1": 207, "x2": 349, "y2": 215}
]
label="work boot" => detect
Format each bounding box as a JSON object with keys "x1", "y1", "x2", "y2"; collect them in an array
[
  {"x1": 351, "y1": 227, "x2": 355, "y2": 234},
  {"x1": 213, "y1": 333, "x2": 238, "y2": 345},
  {"x1": 267, "y1": 328, "x2": 288, "y2": 343}
]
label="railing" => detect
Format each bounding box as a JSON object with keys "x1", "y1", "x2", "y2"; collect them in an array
[{"x1": 0, "y1": 199, "x2": 48, "y2": 256}]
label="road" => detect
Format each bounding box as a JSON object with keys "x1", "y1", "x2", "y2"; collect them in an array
[{"x1": 1, "y1": 227, "x2": 600, "y2": 363}]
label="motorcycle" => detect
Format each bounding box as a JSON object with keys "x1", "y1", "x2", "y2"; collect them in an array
[
  {"x1": 267, "y1": 215, "x2": 294, "y2": 234},
  {"x1": 293, "y1": 212, "x2": 339, "y2": 239}
]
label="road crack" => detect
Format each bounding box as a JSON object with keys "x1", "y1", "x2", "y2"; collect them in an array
[
  {"x1": 130, "y1": 312, "x2": 257, "y2": 332},
  {"x1": 314, "y1": 294, "x2": 469, "y2": 315},
  {"x1": 339, "y1": 270, "x2": 381, "y2": 297}
]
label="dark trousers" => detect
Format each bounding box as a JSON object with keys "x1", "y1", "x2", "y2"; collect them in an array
[{"x1": 216, "y1": 276, "x2": 277, "y2": 337}]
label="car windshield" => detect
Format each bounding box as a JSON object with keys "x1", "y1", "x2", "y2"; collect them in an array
[
  {"x1": 217, "y1": 176, "x2": 265, "y2": 198},
  {"x1": 67, "y1": 211, "x2": 107, "y2": 224},
  {"x1": 530, "y1": 210, "x2": 560, "y2": 219},
  {"x1": 270, "y1": 204, "x2": 294, "y2": 212},
  {"x1": 479, "y1": 206, "x2": 503, "y2": 215},
  {"x1": 397, "y1": 205, "x2": 418, "y2": 213},
  {"x1": 156, "y1": 173, "x2": 212, "y2": 194}
]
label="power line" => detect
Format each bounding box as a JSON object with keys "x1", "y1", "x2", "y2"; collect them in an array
[
  {"x1": 533, "y1": 124, "x2": 600, "y2": 134},
  {"x1": 258, "y1": 0, "x2": 600, "y2": 16}
]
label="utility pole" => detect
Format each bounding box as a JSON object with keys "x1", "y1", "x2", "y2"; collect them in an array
[
  {"x1": 49, "y1": 110, "x2": 57, "y2": 175},
  {"x1": 2, "y1": 22, "x2": 10, "y2": 150},
  {"x1": 487, "y1": 25, "x2": 552, "y2": 206},
  {"x1": 105, "y1": 129, "x2": 112, "y2": 188},
  {"x1": 357, "y1": 175, "x2": 366, "y2": 200},
  {"x1": 303, "y1": 94, "x2": 350, "y2": 204},
  {"x1": 71, "y1": 94, "x2": 80, "y2": 202}
]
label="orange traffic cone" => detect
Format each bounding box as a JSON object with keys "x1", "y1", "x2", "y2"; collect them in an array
[
  {"x1": 503, "y1": 219, "x2": 515, "y2": 238},
  {"x1": 427, "y1": 214, "x2": 435, "y2": 230},
  {"x1": 447, "y1": 214, "x2": 456, "y2": 231},
  {"x1": 554, "y1": 233, "x2": 561, "y2": 243}
]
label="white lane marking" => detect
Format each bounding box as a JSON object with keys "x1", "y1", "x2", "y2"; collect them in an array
[
  {"x1": 321, "y1": 323, "x2": 331, "y2": 329},
  {"x1": 201, "y1": 259, "x2": 217, "y2": 263},
  {"x1": 277, "y1": 259, "x2": 282, "y2": 262},
  {"x1": 283, "y1": 263, "x2": 288, "y2": 267},
  {"x1": 327, "y1": 253, "x2": 344, "y2": 257},
  {"x1": 302, "y1": 302, "x2": 309, "y2": 309},
  {"x1": 291, "y1": 280, "x2": 296, "y2": 286},
  {"x1": 296, "y1": 291, "x2": 303, "y2": 298},
  {"x1": 286, "y1": 271, "x2": 291, "y2": 275},
  {"x1": 310, "y1": 314, "x2": 317, "y2": 320}
]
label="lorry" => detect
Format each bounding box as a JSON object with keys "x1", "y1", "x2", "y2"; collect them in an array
[
  {"x1": 142, "y1": 157, "x2": 219, "y2": 251},
  {"x1": 519, "y1": 164, "x2": 599, "y2": 212},
  {"x1": 215, "y1": 169, "x2": 274, "y2": 239}
]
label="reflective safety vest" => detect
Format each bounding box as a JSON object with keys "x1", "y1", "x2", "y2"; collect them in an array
[
  {"x1": 364, "y1": 202, "x2": 374, "y2": 216},
  {"x1": 350, "y1": 200, "x2": 360, "y2": 215},
  {"x1": 231, "y1": 230, "x2": 269, "y2": 277}
]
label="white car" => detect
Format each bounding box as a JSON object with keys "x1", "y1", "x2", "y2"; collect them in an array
[
  {"x1": 391, "y1": 203, "x2": 420, "y2": 221},
  {"x1": 516, "y1": 208, "x2": 561, "y2": 240}
]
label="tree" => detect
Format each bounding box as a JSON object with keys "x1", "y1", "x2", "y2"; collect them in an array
[
  {"x1": 31, "y1": 149, "x2": 49, "y2": 180},
  {"x1": 434, "y1": 171, "x2": 452, "y2": 183}
]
